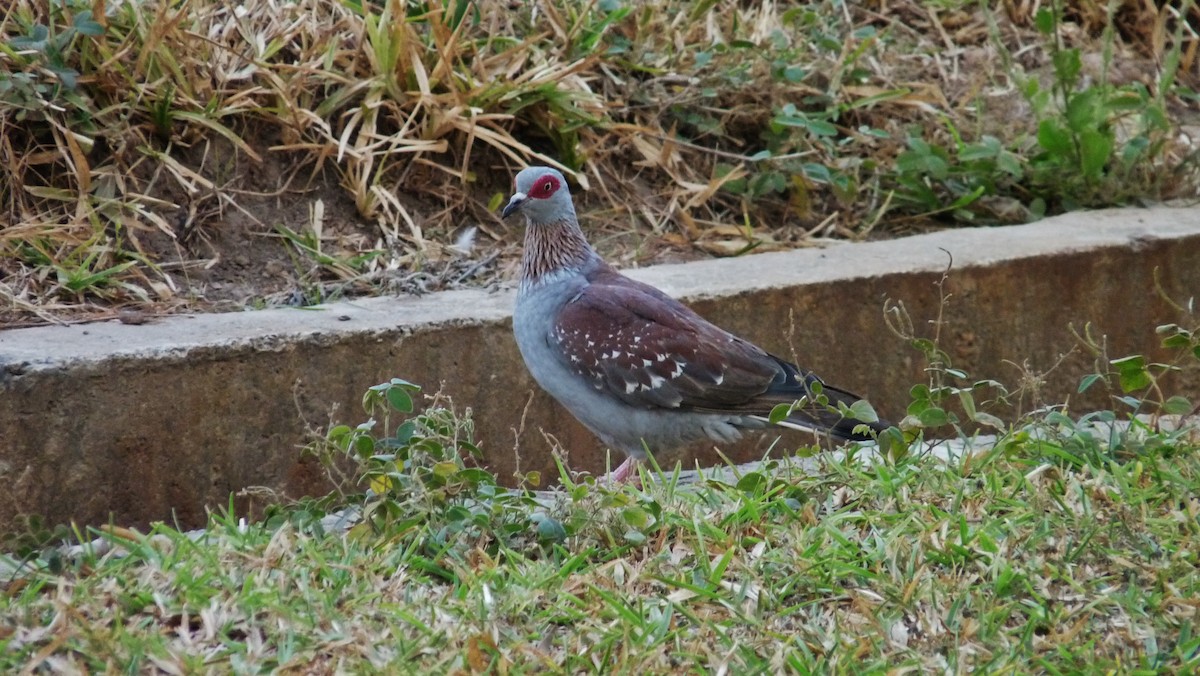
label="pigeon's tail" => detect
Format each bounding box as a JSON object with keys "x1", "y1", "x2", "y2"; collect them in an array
[{"x1": 751, "y1": 355, "x2": 891, "y2": 442}]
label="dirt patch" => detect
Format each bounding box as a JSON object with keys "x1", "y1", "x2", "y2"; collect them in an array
[{"x1": 1, "y1": 0, "x2": 1196, "y2": 327}]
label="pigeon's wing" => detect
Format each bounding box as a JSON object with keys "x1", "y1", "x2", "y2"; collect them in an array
[
  {"x1": 551, "y1": 272, "x2": 784, "y2": 410},
  {"x1": 551, "y1": 270, "x2": 887, "y2": 439}
]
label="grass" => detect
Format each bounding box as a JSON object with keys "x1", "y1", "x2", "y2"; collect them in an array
[
  {"x1": 3, "y1": 312, "x2": 1200, "y2": 673},
  {"x1": 2, "y1": 0, "x2": 1199, "y2": 325},
  {"x1": 3, "y1": 1, "x2": 1200, "y2": 667},
  {"x1": 2, "y1": 426, "x2": 1198, "y2": 672}
]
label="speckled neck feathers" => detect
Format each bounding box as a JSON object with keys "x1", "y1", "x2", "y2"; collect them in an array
[{"x1": 520, "y1": 218, "x2": 600, "y2": 291}]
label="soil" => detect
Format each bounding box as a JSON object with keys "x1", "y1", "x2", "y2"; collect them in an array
[
  {"x1": 4, "y1": 0, "x2": 1197, "y2": 329},
  {"x1": 104, "y1": 138, "x2": 889, "y2": 326},
  {"x1": 128, "y1": 139, "x2": 509, "y2": 315}
]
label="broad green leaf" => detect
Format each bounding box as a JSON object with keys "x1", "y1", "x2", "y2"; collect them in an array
[
  {"x1": 907, "y1": 398, "x2": 931, "y2": 417},
  {"x1": 433, "y1": 461, "x2": 459, "y2": 480},
  {"x1": 370, "y1": 474, "x2": 393, "y2": 494},
  {"x1": 848, "y1": 399, "x2": 879, "y2": 424},
  {"x1": 1111, "y1": 355, "x2": 1146, "y2": 372},
  {"x1": 774, "y1": 112, "x2": 838, "y2": 136},
  {"x1": 1078, "y1": 129, "x2": 1113, "y2": 178},
  {"x1": 387, "y1": 385, "x2": 414, "y2": 413},
  {"x1": 918, "y1": 407, "x2": 950, "y2": 427},
  {"x1": 1116, "y1": 395, "x2": 1143, "y2": 409},
  {"x1": 957, "y1": 390, "x2": 977, "y2": 420},
  {"x1": 1036, "y1": 120, "x2": 1072, "y2": 157},
  {"x1": 1111, "y1": 355, "x2": 1152, "y2": 392},
  {"x1": 911, "y1": 338, "x2": 937, "y2": 355},
  {"x1": 736, "y1": 472, "x2": 768, "y2": 493},
  {"x1": 996, "y1": 151, "x2": 1023, "y2": 177},
  {"x1": 354, "y1": 434, "x2": 375, "y2": 457},
  {"x1": 1077, "y1": 373, "x2": 1104, "y2": 393},
  {"x1": 74, "y1": 13, "x2": 106, "y2": 36},
  {"x1": 896, "y1": 148, "x2": 949, "y2": 180},
  {"x1": 457, "y1": 468, "x2": 496, "y2": 485},
  {"x1": 974, "y1": 412, "x2": 1006, "y2": 430},
  {"x1": 327, "y1": 424, "x2": 353, "y2": 445},
  {"x1": 768, "y1": 402, "x2": 792, "y2": 425},
  {"x1": 1045, "y1": 411, "x2": 1075, "y2": 427},
  {"x1": 782, "y1": 65, "x2": 806, "y2": 82},
  {"x1": 536, "y1": 517, "x2": 567, "y2": 543},
  {"x1": 1052, "y1": 48, "x2": 1082, "y2": 87},
  {"x1": 1163, "y1": 395, "x2": 1193, "y2": 415},
  {"x1": 1065, "y1": 88, "x2": 1103, "y2": 132},
  {"x1": 1106, "y1": 91, "x2": 1145, "y2": 110},
  {"x1": 1034, "y1": 8, "x2": 1056, "y2": 34},
  {"x1": 622, "y1": 507, "x2": 651, "y2": 529},
  {"x1": 394, "y1": 420, "x2": 416, "y2": 445},
  {"x1": 801, "y1": 163, "x2": 832, "y2": 182}
]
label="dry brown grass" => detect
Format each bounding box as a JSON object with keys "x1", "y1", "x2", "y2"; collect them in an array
[{"x1": 1, "y1": 0, "x2": 1198, "y2": 326}]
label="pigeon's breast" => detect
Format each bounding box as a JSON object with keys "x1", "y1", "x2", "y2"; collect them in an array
[
  {"x1": 513, "y1": 270, "x2": 589, "y2": 397},
  {"x1": 513, "y1": 273, "x2": 757, "y2": 455}
]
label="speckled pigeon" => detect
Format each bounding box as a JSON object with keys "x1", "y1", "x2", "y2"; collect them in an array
[{"x1": 502, "y1": 166, "x2": 888, "y2": 482}]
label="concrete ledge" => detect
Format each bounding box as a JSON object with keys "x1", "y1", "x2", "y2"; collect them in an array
[{"x1": 3, "y1": 207, "x2": 1199, "y2": 531}]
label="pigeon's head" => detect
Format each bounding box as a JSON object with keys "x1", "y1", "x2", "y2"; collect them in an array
[{"x1": 502, "y1": 166, "x2": 575, "y2": 225}]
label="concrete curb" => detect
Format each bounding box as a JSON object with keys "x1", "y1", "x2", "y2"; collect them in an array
[{"x1": 3, "y1": 206, "x2": 1199, "y2": 531}]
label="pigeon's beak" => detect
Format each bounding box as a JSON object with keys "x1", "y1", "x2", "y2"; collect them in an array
[{"x1": 501, "y1": 192, "x2": 527, "y2": 219}]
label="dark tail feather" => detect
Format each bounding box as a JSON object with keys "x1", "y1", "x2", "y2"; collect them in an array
[
  {"x1": 770, "y1": 385, "x2": 890, "y2": 441},
  {"x1": 825, "y1": 402, "x2": 891, "y2": 441},
  {"x1": 763, "y1": 357, "x2": 891, "y2": 442}
]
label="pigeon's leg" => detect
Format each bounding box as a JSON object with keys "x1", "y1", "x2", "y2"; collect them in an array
[{"x1": 608, "y1": 455, "x2": 640, "y2": 484}]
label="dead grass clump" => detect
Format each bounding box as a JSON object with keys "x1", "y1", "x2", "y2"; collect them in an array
[{"x1": 1, "y1": 0, "x2": 1198, "y2": 325}]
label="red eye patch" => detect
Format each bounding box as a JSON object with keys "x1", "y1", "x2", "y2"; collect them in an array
[{"x1": 531, "y1": 175, "x2": 560, "y2": 199}]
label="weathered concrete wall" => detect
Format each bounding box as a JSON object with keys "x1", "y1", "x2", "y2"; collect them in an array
[{"x1": 2, "y1": 207, "x2": 1198, "y2": 532}]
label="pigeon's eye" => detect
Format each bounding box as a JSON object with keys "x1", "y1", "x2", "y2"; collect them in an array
[{"x1": 530, "y1": 175, "x2": 558, "y2": 198}]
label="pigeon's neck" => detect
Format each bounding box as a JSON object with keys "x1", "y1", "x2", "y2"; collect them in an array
[{"x1": 520, "y1": 218, "x2": 599, "y2": 290}]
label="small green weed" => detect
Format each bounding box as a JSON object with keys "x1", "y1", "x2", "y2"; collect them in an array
[
  {"x1": 4, "y1": 368, "x2": 1197, "y2": 671},
  {"x1": 295, "y1": 378, "x2": 672, "y2": 561},
  {"x1": 273, "y1": 220, "x2": 385, "y2": 306},
  {"x1": 1074, "y1": 284, "x2": 1199, "y2": 425},
  {"x1": 1019, "y1": 4, "x2": 1178, "y2": 212},
  {"x1": 886, "y1": 0, "x2": 1196, "y2": 223},
  {"x1": 1, "y1": 6, "x2": 104, "y2": 118}
]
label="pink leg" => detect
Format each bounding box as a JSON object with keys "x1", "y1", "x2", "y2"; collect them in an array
[{"x1": 608, "y1": 456, "x2": 639, "y2": 485}]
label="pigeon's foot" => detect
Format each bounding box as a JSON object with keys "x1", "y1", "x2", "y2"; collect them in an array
[{"x1": 607, "y1": 456, "x2": 640, "y2": 486}]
